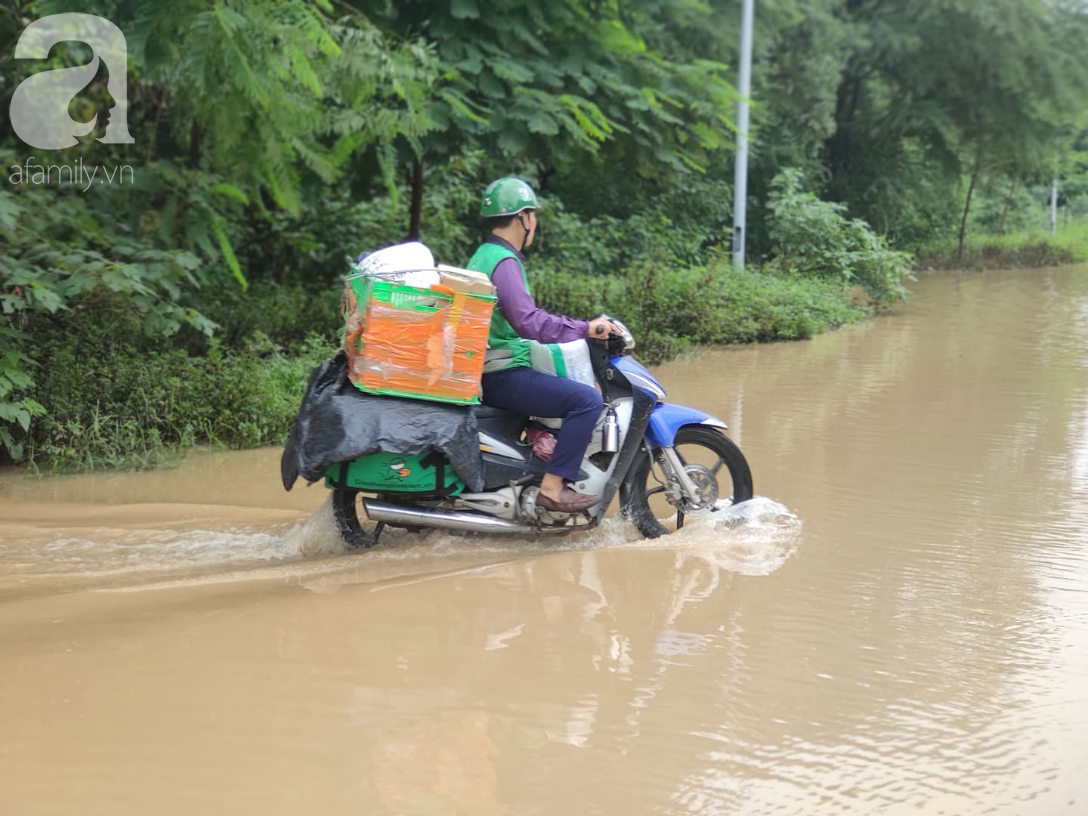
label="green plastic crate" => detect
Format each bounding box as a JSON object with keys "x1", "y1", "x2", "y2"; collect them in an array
[
  {"x1": 350, "y1": 275, "x2": 450, "y2": 312},
  {"x1": 325, "y1": 450, "x2": 464, "y2": 495}
]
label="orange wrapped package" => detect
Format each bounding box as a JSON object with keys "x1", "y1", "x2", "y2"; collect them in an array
[{"x1": 343, "y1": 275, "x2": 496, "y2": 405}]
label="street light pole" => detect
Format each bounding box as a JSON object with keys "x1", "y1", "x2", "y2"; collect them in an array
[{"x1": 732, "y1": 0, "x2": 755, "y2": 269}]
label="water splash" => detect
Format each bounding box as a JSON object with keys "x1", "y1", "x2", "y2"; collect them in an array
[
  {"x1": 273, "y1": 497, "x2": 348, "y2": 560},
  {"x1": 664, "y1": 496, "x2": 804, "y2": 576},
  {"x1": 4, "y1": 495, "x2": 800, "y2": 597},
  {"x1": 2, "y1": 498, "x2": 347, "y2": 588},
  {"x1": 581, "y1": 495, "x2": 804, "y2": 576},
  {"x1": 340, "y1": 495, "x2": 801, "y2": 579}
]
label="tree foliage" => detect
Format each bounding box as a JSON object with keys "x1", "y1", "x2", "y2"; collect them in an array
[
  {"x1": 5, "y1": 0, "x2": 1088, "y2": 463},
  {"x1": 361, "y1": 0, "x2": 738, "y2": 174},
  {"x1": 0, "y1": 0, "x2": 444, "y2": 459},
  {"x1": 818, "y1": 0, "x2": 1088, "y2": 238}
]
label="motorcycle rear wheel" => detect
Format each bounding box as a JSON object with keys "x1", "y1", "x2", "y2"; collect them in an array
[
  {"x1": 621, "y1": 426, "x2": 753, "y2": 539},
  {"x1": 331, "y1": 488, "x2": 383, "y2": 549}
]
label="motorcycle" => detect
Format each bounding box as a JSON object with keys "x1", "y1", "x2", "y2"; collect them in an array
[{"x1": 328, "y1": 319, "x2": 753, "y2": 548}]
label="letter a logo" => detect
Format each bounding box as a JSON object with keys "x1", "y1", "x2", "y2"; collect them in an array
[{"x1": 9, "y1": 13, "x2": 134, "y2": 150}]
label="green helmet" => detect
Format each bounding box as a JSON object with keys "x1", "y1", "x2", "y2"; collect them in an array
[{"x1": 480, "y1": 177, "x2": 540, "y2": 218}]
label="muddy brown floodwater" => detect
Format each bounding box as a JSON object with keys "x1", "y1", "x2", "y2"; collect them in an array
[{"x1": 3, "y1": 266, "x2": 1088, "y2": 815}]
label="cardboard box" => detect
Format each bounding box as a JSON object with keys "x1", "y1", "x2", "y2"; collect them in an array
[
  {"x1": 343, "y1": 275, "x2": 495, "y2": 405},
  {"x1": 437, "y1": 264, "x2": 495, "y2": 296}
]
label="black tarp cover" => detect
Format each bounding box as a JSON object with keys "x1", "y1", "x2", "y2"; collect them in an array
[{"x1": 281, "y1": 352, "x2": 484, "y2": 493}]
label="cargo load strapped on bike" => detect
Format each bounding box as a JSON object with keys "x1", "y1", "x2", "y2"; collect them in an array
[
  {"x1": 342, "y1": 243, "x2": 497, "y2": 406},
  {"x1": 282, "y1": 241, "x2": 755, "y2": 549}
]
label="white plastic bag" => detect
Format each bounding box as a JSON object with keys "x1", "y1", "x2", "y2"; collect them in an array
[
  {"x1": 528, "y1": 340, "x2": 597, "y2": 389},
  {"x1": 353, "y1": 241, "x2": 439, "y2": 289},
  {"x1": 528, "y1": 339, "x2": 598, "y2": 429}
]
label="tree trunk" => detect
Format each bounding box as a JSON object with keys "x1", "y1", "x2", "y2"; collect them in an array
[
  {"x1": 407, "y1": 159, "x2": 424, "y2": 241},
  {"x1": 957, "y1": 150, "x2": 983, "y2": 263},
  {"x1": 538, "y1": 166, "x2": 556, "y2": 192},
  {"x1": 188, "y1": 121, "x2": 201, "y2": 170},
  {"x1": 1050, "y1": 179, "x2": 1059, "y2": 238},
  {"x1": 997, "y1": 178, "x2": 1017, "y2": 237},
  {"x1": 145, "y1": 89, "x2": 170, "y2": 164},
  {"x1": 825, "y1": 66, "x2": 864, "y2": 198}
]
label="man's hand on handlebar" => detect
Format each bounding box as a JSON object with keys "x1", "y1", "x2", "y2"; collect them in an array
[{"x1": 587, "y1": 317, "x2": 621, "y2": 340}]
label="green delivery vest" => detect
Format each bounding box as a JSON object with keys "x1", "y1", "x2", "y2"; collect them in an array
[{"x1": 466, "y1": 241, "x2": 533, "y2": 372}]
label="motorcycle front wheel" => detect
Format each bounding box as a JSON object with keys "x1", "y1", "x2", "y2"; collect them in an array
[{"x1": 621, "y1": 426, "x2": 754, "y2": 539}]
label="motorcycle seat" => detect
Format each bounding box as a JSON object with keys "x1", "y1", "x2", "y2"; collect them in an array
[{"x1": 474, "y1": 404, "x2": 526, "y2": 421}]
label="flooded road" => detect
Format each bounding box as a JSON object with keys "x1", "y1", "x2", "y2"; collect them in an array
[{"x1": 3, "y1": 266, "x2": 1087, "y2": 814}]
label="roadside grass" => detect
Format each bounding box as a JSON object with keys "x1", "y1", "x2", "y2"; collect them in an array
[
  {"x1": 23, "y1": 333, "x2": 336, "y2": 473},
  {"x1": 915, "y1": 222, "x2": 1088, "y2": 270},
  {"x1": 531, "y1": 259, "x2": 866, "y2": 364}
]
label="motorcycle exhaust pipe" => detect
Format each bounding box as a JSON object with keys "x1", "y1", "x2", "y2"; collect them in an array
[{"x1": 363, "y1": 499, "x2": 543, "y2": 535}]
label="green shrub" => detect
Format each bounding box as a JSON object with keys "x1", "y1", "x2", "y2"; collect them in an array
[
  {"x1": 0, "y1": 178, "x2": 214, "y2": 461},
  {"x1": 531, "y1": 257, "x2": 864, "y2": 364},
  {"x1": 766, "y1": 169, "x2": 913, "y2": 304},
  {"x1": 535, "y1": 175, "x2": 732, "y2": 274},
  {"x1": 198, "y1": 280, "x2": 344, "y2": 350},
  {"x1": 22, "y1": 327, "x2": 334, "y2": 472}
]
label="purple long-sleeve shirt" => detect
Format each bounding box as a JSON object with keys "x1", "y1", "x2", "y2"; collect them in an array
[{"x1": 492, "y1": 257, "x2": 589, "y2": 344}]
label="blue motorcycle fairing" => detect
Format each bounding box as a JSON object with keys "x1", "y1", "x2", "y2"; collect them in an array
[
  {"x1": 645, "y1": 402, "x2": 728, "y2": 447},
  {"x1": 611, "y1": 356, "x2": 667, "y2": 401}
]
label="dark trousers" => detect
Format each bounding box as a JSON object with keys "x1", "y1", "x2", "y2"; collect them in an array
[{"x1": 481, "y1": 367, "x2": 604, "y2": 483}]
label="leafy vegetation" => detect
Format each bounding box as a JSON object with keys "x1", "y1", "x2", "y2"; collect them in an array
[
  {"x1": 764, "y1": 170, "x2": 913, "y2": 303},
  {"x1": 3, "y1": 0, "x2": 1088, "y2": 469},
  {"x1": 531, "y1": 259, "x2": 865, "y2": 364},
  {"x1": 916, "y1": 222, "x2": 1088, "y2": 272},
  {"x1": 28, "y1": 327, "x2": 334, "y2": 472}
]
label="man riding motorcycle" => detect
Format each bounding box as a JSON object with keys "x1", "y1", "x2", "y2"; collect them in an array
[{"x1": 467, "y1": 177, "x2": 618, "y2": 515}]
